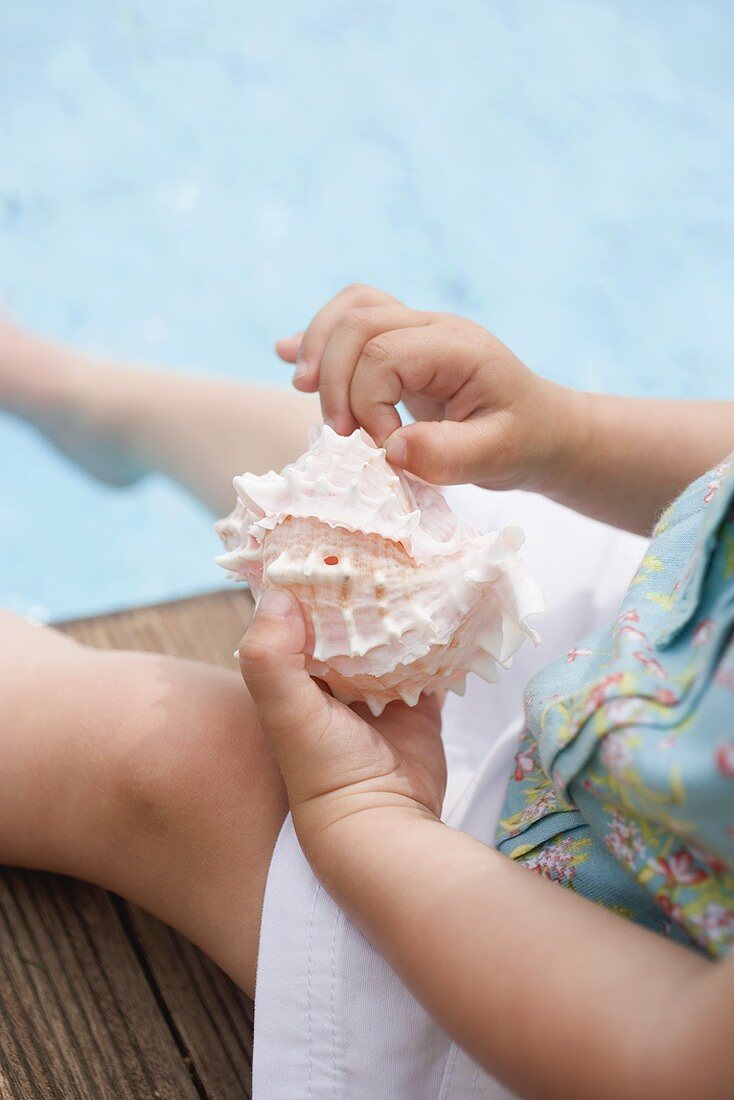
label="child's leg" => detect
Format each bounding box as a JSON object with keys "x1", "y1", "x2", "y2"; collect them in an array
[
  {"x1": 0, "y1": 609, "x2": 287, "y2": 998},
  {"x1": 0, "y1": 317, "x2": 312, "y2": 996},
  {"x1": 0, "y1": 316, "x2": 319, "y2": 515}
]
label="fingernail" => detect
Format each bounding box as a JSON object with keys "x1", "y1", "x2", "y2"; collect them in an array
[
  {"x1": 385, "y1": 433, "x2": 407, "y2": 467},
  {"x1": 293, "y1": 358, "x2": 309, "y2": 382},
  {"x1": 257, "y1": 588, "x2": 294, "y2": 618}
]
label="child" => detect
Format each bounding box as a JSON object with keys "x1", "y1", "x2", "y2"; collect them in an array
[{"x1": 1, "y1": 287, "x2": 733, "y2": 1098}]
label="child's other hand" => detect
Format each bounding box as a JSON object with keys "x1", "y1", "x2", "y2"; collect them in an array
[
  {"x1": 276, "y1": 283, "x2": 570, "y2": 492},
  {"x1": 238, "y1": 587, "x2": 446, "y2": 857}
]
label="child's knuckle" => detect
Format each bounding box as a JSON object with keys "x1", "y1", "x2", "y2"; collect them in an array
[
  {"x1": 361, "y1": 336, "x2": 390, "y2": 365},
  {"x1": 239, "y1": 634, "x2": 276, "y2": 672},
  {"x1": 343, "y1": 281, "x2": 369, "y2": 298},
  {"x1": 340, "y1": 307, "x2": 371, "y2": 334}
]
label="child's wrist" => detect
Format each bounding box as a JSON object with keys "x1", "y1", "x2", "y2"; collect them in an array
[
  {"x1": 529, "y1": 382, "x2": 593, "y2": 500},
  {"x1": 298, "y1": 802, "x2": 443, "y2": 897}
]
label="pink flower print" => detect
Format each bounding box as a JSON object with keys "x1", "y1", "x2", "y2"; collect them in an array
[
  {"x1": 687, "y1": 841, "x2": 729, "y2": 877},
  {"x1": 589, "y1": 672, "x2": 624, "y2": 709},
  {"x1": 605, "y1": 811, "x2": 647, "y2": 870},
  {"x1": 515, "y1": 790, "x2": 560, "y2": 830},
  {"x1": 513, "y1": 744, "x2": 536, "y2": 782},
  {"x1": 649, "y1": 850, "x2": 708, "y2": 886},
  {"x1": 692, "y1": 619, "x2": 714, "y2": 647},
  {"x1": 633, "y1": 651, "x2": 668, "y2": 678},
  {"x1": 618, "y1": 624, "x2": 649, "y2": 648},
  {"x1": 566, "y1": 645, "x2": 592, "y2": 663},
  {"x1": 690, "y1": 903, "x2": 734, "y2": 946},
  {"x1": 522, "y1": 836, "x2": 579, "y2": 888},
  {"x1": 618, "y1": 609, "x2": 640, "y2": 624},
  {"x1": 654, "y1": 688, "x2": 678, "y2": 706},
  {"x1": 656, "y1": 894, "x2": 684, "y2": 924},
  {"x1": 605, "y1": 697, "x2": 644, "y2": 725},
  {"x1": 714, "y1": 665, "x2": 734, "y2": 693},
  {"x1": 600, "y1": 730, "x2": 634, "y2": 777},
  {"x1": 703, "y1": 462, "x2": 731, "y2": 505},
  {"x1": 715, "y1": 742, "x2": 734, "y2": 780}
]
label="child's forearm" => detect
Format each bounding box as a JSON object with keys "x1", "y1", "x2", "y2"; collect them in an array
[
  {"x1": 542, "y1": 391, "x2": 734, "y2": 536},
  {"x1": 312, "y1": 808, "x2": 733, "y2": 1100}
]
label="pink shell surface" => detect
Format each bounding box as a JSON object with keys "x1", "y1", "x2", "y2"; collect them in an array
[{"x1": 216, "y1": 426, "x2": 543, "y2": 715}]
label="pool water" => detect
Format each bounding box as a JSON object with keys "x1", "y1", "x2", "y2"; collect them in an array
[{"x1": 2, "y1": 1, "x2": 733, "y2": 622}]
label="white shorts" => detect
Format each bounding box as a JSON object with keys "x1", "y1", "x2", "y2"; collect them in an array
[{"x1": 253, "y1": 488, "x2": 646, "y2": 1099}]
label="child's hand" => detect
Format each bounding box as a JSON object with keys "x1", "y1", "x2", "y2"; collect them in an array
[
  {"x1": 238, "y1": 587, "x2": 446, "y2": 856},
  {"x1": 276, "y1": 283, "x2": 569, "y2": 492}
]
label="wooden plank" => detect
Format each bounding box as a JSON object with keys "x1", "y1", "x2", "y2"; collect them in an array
[
  {"x1": 125, "y1": 909, "x2": 254, "y2": 1097},
  {"x1": 59, "y1": 589, "x2": 254, "y2": 669},
  {"x1": 0, "y1": 869, "x2": 200, "y2": 1100},
  {"x1": 57, "y1": 589, "x2": 257, "y2": 1099}
]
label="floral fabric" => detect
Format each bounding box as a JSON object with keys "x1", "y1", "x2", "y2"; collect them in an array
[{"x1": 496, "y1": 456, "x2": 734, "y2": 957}]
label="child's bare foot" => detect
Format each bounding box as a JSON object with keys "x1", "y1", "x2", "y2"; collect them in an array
[
  {"x1": 2, "y1": 311, "x2": 321, "y2": 516},
  {"x1": 0, "y1": 315, "x2": 148, "y2": 486}
]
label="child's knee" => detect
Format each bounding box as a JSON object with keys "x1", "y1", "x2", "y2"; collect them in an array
[{"x1": 100, "y1": 651, "x2": 284, "y2": 859}]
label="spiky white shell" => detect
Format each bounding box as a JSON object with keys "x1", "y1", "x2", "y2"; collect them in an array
[{"x1": 216, "y1": 426, "x2": 543, "y2": 716}]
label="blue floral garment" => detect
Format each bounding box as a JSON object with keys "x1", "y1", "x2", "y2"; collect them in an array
[{"x1": 496, "y1": 455, "x2": 734, "y2": 957}]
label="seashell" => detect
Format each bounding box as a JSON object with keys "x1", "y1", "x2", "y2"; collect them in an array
[{"x1": 216, "y1": 426, "x2": 544, "y2": 716}]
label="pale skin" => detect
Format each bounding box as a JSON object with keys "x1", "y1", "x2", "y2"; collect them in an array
[
  {"x1": 0, "y1": 319, "x2": 318, "y2": 995},
  {"x1": 2, "y1": 285, "x2": 734, "y2": 1097}
]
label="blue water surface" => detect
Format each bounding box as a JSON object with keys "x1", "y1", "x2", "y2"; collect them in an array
[{"x1": 1, "y1": 1, "x2": 733, "y2": 621}]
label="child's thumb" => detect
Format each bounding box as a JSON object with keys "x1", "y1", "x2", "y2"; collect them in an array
[
  {"x1": 385, "y1": 420, "x2": 495, "y2": 485},
  {"x1": 238, "y1": 588, "x2": 329, "y2": 750}
]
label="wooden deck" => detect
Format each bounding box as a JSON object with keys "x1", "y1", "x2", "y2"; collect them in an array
[{"x1": 0, "y1": 590, "x2": 256, "y2": 1100}]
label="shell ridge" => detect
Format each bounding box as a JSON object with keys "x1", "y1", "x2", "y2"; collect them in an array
[{"x1": 216, "y1": 427, "x2": 543, "y2": 713}]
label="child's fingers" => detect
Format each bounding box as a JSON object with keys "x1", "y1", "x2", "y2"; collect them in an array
[
  {"x1": 274, "y1": 333, "x2": 302, "y2": 364},
  {"x1": 294, "y1": 284, "x2": 399, "y2": 393},
  {"x1": 349, "y1": 326, "x2": 473, "y2": 445},
  {"x1": 385, "y1": 418, "x2": 502, "y2": 485},
  {"x1": 319, "y1": 306, "x2": 433, "y2": 434},
  {"x1": 402, "y1": 392, "x2": 446, "y2": 424}
]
